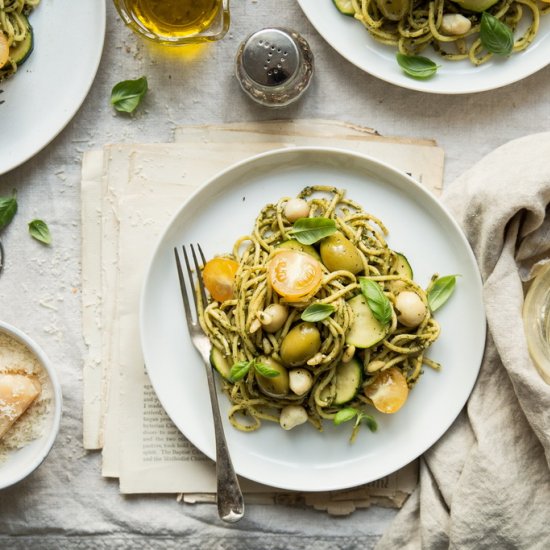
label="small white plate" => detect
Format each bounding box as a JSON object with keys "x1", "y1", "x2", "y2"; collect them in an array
[
  {"x1": 0, "y1": 321, "x2": 62, "y2": 490},
  {"x1": 0, "y1": 0, "x2": 106, "y2": 174},
  {"x1": 140, "y1": 147, "x2": 486, "y2": 492},
  {"x1": 297, "y1": 0, "x2": 550, "y2": 94}
]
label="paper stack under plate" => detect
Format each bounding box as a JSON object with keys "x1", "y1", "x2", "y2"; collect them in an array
[{"x1": 81, "y1": 120, "x2": 444, "y2": 514}]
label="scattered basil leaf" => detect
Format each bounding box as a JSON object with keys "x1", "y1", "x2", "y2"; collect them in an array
[
  {"x1": 229, "y1": 361, "x2": 251, "y2": 382},
  {"x1": 396, "y1": 53, "x2": 439, "y2": 79},
  {"x1": 428, "y1": 275, "x2": 458, "y2": 312},
  {"x1": 480, "y1": 13, "x2": 514, "y2": 56},
  {"x1": 333, "y1": 407, "x2": 358, "y2": 426},
  {"x1": 28, "y1": 219, "x2": 51, "y2": 245},
  {"x1": 0, "y1": 191, "x2": 17, "y2": 231},
  {"x1": 254, "y1": 361, "x2": 280, "y2": 378},
  {"x1": 301, "y1": 303, "x2": 335, "y2": 322},
  {"x1": 359, "y1": 278, "x2": 393, "y2": 326},
  {"x1": 110, "y1": 76, "x2": 148, "y2": 113},
  {"x1": 288, "y1": 217, "x2": 337, "y2": 245}
]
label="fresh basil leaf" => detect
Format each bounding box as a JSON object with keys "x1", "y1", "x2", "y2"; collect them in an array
[
  {"x1": 28, "y1": 219, "x2": 51, "y2": 245},
  {"x1": 396, "y1": 53, "x2": 439, "y2": 79},
  {"x1": 288, "y1": 217, "x2": 337, "y2": 245},
  {"x1": 333, "y1": 407, "x2": 358, "y2": 426},
  {"x1": 480, "y1": 13, "x2": 514, "y2": 56},
  {"x1": 301, "y1": 303, "x2": 335, "y2": 322},
  {"x1": 359, "y1": 278, "x2": 392, "y2": 326},
  {"x1": 253, "y1": 361, "x2": 280, "y2": 378},
  {"x1": 359, "y1": 413, "x2": 378, "y2": 433},
  {"x1": 428, "y1": 275, "x2": 458, "y2": 312},
  {"x1": 229, "y1": 361, "x2": 251, "y2": 382},
  {"x1": 110, "y1": 76, "x2": 148, "y2": 113},
  {"x1": 0, "y1": 192, "x2": 17, "y2": 231}
]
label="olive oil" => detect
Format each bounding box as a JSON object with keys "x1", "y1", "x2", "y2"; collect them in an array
[{"x1": 126, "y1": 0, "x2": 221, "y2": 39}]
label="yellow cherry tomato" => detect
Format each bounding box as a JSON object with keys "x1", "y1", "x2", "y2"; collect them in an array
[
  {"x1": 364, "y1": 367, "x2": 409, "y2": 414},
  {"x1": 267, "y1": 250, "x2": 323, "y2": 302},
  {"x1": 0, "y1": 33, "x2": 9, "y2": 69},
  {"x1": 202, "y1": 257, "x2": 239, "y2": 302}
]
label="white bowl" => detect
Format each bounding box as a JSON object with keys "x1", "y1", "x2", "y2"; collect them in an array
[{"x1": 0, "y1": 321, "x2": 62, "y2": 490}]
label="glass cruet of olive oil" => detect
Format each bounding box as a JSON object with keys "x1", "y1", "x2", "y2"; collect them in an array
[
  {"x1": 113, "y1": 0, "x2": 230, "y2": 45},
  {"x1": 523, "y1": 263, "x2": 550, "y2": 384}
]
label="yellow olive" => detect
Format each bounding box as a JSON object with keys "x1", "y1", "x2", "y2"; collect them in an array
[
  {"x1": 255, "y1": 357, "x2": 289, "y2": 398},
  {"x1": 374, "y1": 0, "x2": 411, "y2": 21},
  {"x1": 453, "y1": 0, "x2": 498, "y2": 12},
  {"x1": 280, "y1": 322, "x2": 322, "y2": 366},
  {"x1": 276, "y1": 239, "x2": 321, "y2": 262},
  {"x1": 320, "y1": 232, "x2": 363, "y2": 274}
]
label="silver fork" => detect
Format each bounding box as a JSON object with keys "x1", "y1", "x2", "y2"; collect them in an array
[{"x1": 174, "y1": 244, "x2": 244, "y2": 523}]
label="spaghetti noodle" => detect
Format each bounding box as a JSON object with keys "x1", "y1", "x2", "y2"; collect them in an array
[
  {"x1": 349, "y1": 0, "x2": 549, "y2": 66},
  {"x1": 199, "y1": 187, "x2": 444, "y2": 439},
  {"x1": 0, "y1": 0, "x2": 40, "y2": 81}
]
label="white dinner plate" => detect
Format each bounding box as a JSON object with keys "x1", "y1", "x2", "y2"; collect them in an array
[
  {"x1": 0, "y1": 0, "x2": 106, "y2": 175},
  {"x1": 140, "y1": 147, "x2": 486, "y2": 492},
  {"x1": 297, "y1": 0, "x2": 550, "y2": 94}
]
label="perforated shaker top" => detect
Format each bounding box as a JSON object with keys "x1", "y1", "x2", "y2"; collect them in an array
[{"x1": 240, "y1": 28, "x2": 301, "y2": 87}]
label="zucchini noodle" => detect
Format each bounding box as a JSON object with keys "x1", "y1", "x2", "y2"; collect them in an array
[
  {"x1": 0, "y1": 0, "x2": 40, "y2": 82},
  {"x1": 199, "y1": 187, "x2": 443, "y2": 438},
  {"x1": 349, "y1": 0, "x2": 549, "y2": 66}
]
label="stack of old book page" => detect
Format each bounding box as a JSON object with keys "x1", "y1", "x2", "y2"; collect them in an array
[{"x1": 81, "y1": 120, "x2": 444, "y2": 515}]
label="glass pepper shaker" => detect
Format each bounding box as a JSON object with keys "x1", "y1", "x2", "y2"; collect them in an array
[{"x1": 235, "y1": 27, "x2": 314, "y2": 107}]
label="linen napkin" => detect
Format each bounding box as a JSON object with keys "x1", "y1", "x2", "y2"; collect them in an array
[{"x1": 376, "y1": 133, "x2": 550, "y2": 549}]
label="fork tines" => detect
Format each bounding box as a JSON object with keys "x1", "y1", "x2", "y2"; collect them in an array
[{"x1": 174, "y1": 244, "x2": 208, "y2": 326}]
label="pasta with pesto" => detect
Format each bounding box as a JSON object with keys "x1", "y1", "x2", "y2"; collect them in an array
[
  {"x1": 0, "y1": 0, "x2": 40, "y2": 82},
  {"x1": 343, "y1": 0, "x2": 550, "y2": 66},
  {"x1": 199, "y1": 187, "x2": 448, "y2": 441}
]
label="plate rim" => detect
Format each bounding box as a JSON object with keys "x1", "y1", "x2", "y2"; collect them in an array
[
  {"x1": 139, "y1": 146, "x2": 487, "y2": 492},
  {"x1": 0, "y1": 0, "x2": 107, "y2": 175},
  {"x1": 296, "y1": 0, "x2": 550, "y2": 94}
]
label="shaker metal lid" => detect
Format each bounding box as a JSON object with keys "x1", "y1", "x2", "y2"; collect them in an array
[{"x1": 240, "y1": 28, "x2": 301, "y2": 87}]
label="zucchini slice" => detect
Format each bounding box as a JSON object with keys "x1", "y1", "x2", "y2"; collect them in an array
[
  {"x1": 210, "y1": 347, "x2": 231, "y2": 380},
  {"x1": 345, "y1": 294, "x2": 386, "y2": 349},
  {"x1": 333, "y1": 357, "x2": 362, "y2": 405},
  {"x1": 332, "y1": 0, "x2": 355, "y2": 15},
  {"x1": 10, "y1": 17, "x2": 33, "y2": 66},
  {"x1": 387, "y1": 252, "x2": 414, "y2": 293},
  {"x1": 276, "y1": 239, "x2": 321, "y2": 261},
  {"x1": 392, "y1": 252, "x2": 413, "y2": 279}
]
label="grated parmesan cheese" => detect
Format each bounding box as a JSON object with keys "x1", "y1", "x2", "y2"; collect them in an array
[{"x1": 0, "y1": 331, "x2": 53, "y2": 462}]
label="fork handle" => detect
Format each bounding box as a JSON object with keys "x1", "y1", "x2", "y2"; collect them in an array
[{"x1": 202, "y1": 354, "x2": 245, "y2": 523}]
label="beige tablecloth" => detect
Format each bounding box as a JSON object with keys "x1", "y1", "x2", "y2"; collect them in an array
[
  {"x1": 377, "y1": 133, "x2": 550, "y2": 549},
  {"x1": 3, "y1": 0, "x2": 550, "y2": 546}
]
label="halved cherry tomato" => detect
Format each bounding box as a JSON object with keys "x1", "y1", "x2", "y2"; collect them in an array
[
  {"x1": 364, "y1": 367, "x2": 409, "y2": 414},
  {"x1": 267, "y1": 250, "x2": 323, "y2": 302},
  {"x1": 202, "y1": 257, "x2": 239, "y2": 302},
  {"x1": 0, "y1": 33, "x2": 9, "y2": 69}
]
